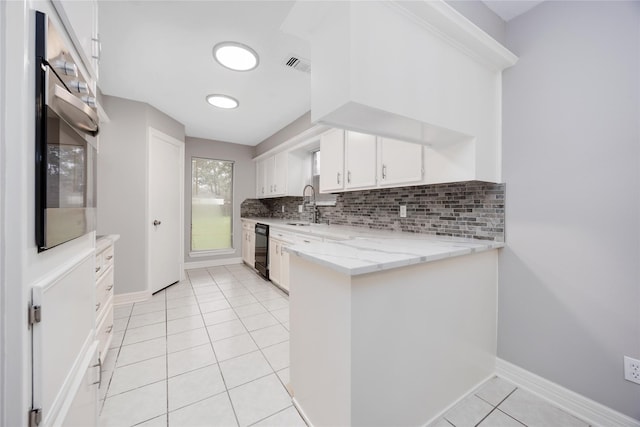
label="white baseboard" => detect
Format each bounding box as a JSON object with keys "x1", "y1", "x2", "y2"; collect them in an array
[
  {"x1": 496, "y1": 358, "x2": 640, "y2": 427},
  {"x1": 292, "y1": 397, "x2": 314, "y2": 427},
  {"x1": 184, "y1": 257, "x2": 243, "y2": 270},
  {"x1": 114, "y1": 290, "x2": 151, "y2": 306},
  {"x1": 421, "y1": 373, "x2": 496, "y2": 426}
]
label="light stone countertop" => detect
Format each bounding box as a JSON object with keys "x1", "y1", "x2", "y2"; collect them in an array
[
  {"x1": 242, "y1": 217, "x2": 503, "y2": 276},
  {"x1": 96, "y1": 233, "x2": 120, "y2": 252}
]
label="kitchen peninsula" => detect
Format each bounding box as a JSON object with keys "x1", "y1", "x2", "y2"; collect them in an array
[{"x1": 280, "y1": 226, "x2": 502, "y2": 426}]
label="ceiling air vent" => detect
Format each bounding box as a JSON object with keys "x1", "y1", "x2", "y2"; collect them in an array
[{"x1": 283, "y1": 55, "x2": 311, "y2": 73}]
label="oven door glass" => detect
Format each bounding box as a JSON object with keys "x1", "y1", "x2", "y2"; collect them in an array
[{"x1": 42, "y1": 108, "x2": 97, "y2": 249}]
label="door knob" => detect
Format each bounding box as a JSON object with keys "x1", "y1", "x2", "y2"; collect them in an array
[{"x1": 153, "y1": 220, "x2": 161, "y2": 226}]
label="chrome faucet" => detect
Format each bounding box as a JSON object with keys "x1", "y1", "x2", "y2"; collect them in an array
[{"x1": 302, "y1": 184, "x2": 319, "y2": 223}]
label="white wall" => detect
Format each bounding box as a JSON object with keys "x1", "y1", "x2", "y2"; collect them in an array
[
  {"x1": 499, "y1": 1, "x2": 640, "y2": 419},
  {"x1": 184, "y1": 136, "x2": 255, "y2": 265},
  {"x1": 98, "y1": 95, "x2": 185, "y2": 295}
]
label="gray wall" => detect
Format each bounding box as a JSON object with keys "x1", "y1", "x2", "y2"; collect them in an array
[
  {"x1": 254, "y1": 111, "x2": 312, "y2": 157},
  {"x1": 499, "y1": 1, "x2": 640, "y2": 419},
  {"x1": 446, "y1": 0, "x2": 506, "y2": 44},
  {"x1": 184, "y1": 136, "x2": 255, "y2": 263},
  {"x1": 98, "y1": 95, "x2": 185, "y2": 295}
]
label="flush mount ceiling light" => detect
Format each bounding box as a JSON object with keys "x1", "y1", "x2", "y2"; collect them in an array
[
  {"x1": 213, "y1": 42, "x2": 259, "y2": 71},
  {"x1": 206, "y1": 94, "x2": 239, "y2": 109}
]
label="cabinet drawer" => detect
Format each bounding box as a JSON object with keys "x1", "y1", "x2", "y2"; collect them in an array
[
  {"x1": 242, "y1": 221, "x2": 256, "y2": 231},
  {"x1": 102, "y1": 246, "x2": 114, "y2": 272},
  {"x1": 95, "y1": 252, "x2": 104, "y2": 278},
  {"x1": 97, "y1": 306, "x2": 114, "y2": 364},
  {"x1": 96, "y1": 268, "x2": 114, "y2": 316}
]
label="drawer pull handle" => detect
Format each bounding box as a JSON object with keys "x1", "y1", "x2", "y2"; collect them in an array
[
  {"x1": 91, "y1": 358, "x2": 102, "y2": 387},
  {"x1": 303, "y1": 240, "x2": 311, "y2": 243},
  {"x1": 106, "y1": 255, "x2": 113, "y2": 260},
  {"x1": 106, "y1": 325, "x2": 113, "y2": 333},
  {"x1": 95, "y1": 266, "x2": 101, "y2": 273},
  {"x1": 95, "y1": 302, "x2": 101, "y2": 311},
  {"x1": 106, "y1": 285, "x2": 113, "y2": 291}
]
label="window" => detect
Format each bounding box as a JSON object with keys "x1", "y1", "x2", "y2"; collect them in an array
[{"x1": 191, "y1": 157, "x2": 233, "y2": 252}]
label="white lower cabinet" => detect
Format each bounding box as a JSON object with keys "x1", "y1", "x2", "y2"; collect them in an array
[
  {"x1": 269, "y1": 237, "x2": 284, "y2": 288},
  {"x1": 95, "y1": 236, "x2": 118, "y2": 364},
  {"x1": 270, "y1": 231, "x2": 322, "y2": 292},
  {"x1": 61, "y1": 345, "x2": 100, "y2": 427},
  {"x1": 241, "y1": 220, "x2": 256, "y2": 268}
]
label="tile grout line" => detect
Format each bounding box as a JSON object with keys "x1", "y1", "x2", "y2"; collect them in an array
[
  {"x1": 193, "y1": 268, "x2": 242, "y2": 427},
  {"x1": 207, "y1": 265, "x2": 292, "y2": 424},
  {"x1": 471, "y1": 387, "x2": 522, "y2": 427},
  {"x1": 164, "y1": 287, "x2": 169, "y2": 427}
]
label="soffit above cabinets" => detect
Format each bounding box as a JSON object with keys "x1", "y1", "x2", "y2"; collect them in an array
[{"x1": 280, "y1": 0, "x2": 517, "y2": 183}]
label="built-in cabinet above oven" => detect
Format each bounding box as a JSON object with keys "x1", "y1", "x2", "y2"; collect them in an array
[{"x1": 51, "y1": 0, "x2": 100, "y2": 87}]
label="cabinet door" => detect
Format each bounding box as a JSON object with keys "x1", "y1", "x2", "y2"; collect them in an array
[
  {"x1": 269, "y1": 238, "x2": 281, "y2": 285},
  {"x1": 272, "y1": 152, "x2": 287, "y2": 196},
  {"x1": 53, "y1": 0, "x2": 99, "y2": 83},
  {"x1": 345, "y1": 131, "x2": 377, "y2": 189},
  {"x1": 319, "y1": 129, "x2": 345, "y2": 192},
  {"x1": 242, "y1": 230, "x2": 249, "y2": 264},
  {"x1": 378, "y1": 137, "x2": 424, "y2": 186},
  {"x1": 248, "y1": 232, "x2": 255, "y2": 267},
  {"x1": 281, "y1": 245, "x2": 290, "y2": 292},
  {"x1": 265, "y1": 157, "x2": 277, "y2": 196},
  {"x1": 256, "y1": 160, "x2": 267, "y2": 198}
]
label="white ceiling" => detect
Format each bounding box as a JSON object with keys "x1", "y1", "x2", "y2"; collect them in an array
[
  {"x1": 99, "y1": 1, "x2": 543, "y2": 147},
  {"x1": 99, "y1": 1, "x2": 310, "y2": 146},
  {"x1": 482, "y1": 0, "x2": 544, "y2": 21}
]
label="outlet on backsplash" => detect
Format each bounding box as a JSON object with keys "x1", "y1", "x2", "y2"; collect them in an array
[
  {"x1": 399, "y1": 205, "x2": 407, "y2": 218},
  {"x1": 281, "y1": 205, "x2": 285, "y2": 213}
]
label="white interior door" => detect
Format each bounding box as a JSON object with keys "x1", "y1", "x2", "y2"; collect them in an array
[{"x1": 148, "y1": 128, "x2": 183, "y2": 294}]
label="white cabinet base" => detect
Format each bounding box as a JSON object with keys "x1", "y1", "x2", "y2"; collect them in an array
[{"x1": 290, "y1": 250, "x2": 498, "y2": 426}]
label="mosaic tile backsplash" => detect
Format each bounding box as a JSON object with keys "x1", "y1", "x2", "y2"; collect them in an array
[{"x1": 240, "y1": 181, "x2": 505, "y2": 242}]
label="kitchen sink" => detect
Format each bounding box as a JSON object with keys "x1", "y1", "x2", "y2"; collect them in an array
[{"x1": 286, "y1": 222, "x2": 311, "y2": 226}]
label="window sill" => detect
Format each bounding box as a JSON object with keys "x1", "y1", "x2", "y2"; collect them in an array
[{"x1": 189, "y1": 249, "x2": 236, "y2": 258}]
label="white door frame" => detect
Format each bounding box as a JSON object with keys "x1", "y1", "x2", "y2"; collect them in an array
[{"x1": 146, "y1": 127, "x2": 185, "y2": 294}]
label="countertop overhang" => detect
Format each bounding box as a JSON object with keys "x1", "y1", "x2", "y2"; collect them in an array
[{"x1": 242, "y1": 218, "x2": 503, "y2": 276}]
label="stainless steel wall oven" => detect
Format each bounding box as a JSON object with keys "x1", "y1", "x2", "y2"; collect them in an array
[{"x1": 35, "y1": 11, "x2": 99, "y2": 252}]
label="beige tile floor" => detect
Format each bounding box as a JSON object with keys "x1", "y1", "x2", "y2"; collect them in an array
[
  {"x1": 99, "y1": 264, "x2": 302, "y2": 427},
  {"x1": 99, "y1": 264, "x2": 591, "y2": 427},
  {"x1": 429, "y1": 377, "x2": 591, "y2": 427}
]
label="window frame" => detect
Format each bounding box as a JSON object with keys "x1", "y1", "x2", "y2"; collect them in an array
[{"x1": 189, "y1": 156, "x2": 235, "y2": 257}]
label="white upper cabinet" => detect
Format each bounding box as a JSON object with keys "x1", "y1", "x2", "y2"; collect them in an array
[
  {"x1": 282, "y1": 1, "x2": 517, "y2": 183},
  {"x1": 255, "y1": 151, "x2": 306, "y2": 199},
  {"x1": 378, "y1": 137, "x2": 423, "y2": 187},
  {"x1": 52, "y1": 0, "x2": 100, "y2": 86},
  {"x1": 319, "y1": 129, "x2": 345, "y2": 192},
  {"x1": 320, "y1": 129, "x2": 425, "y2": 193},
  {"x1": 272, "y1": 152, "x2": 288, "y2": 197},
  {"x1": 256, "y1": 159, "x2": 266, "y2": 198},
  {"x1": 345, "y1": 131, "x2": 376, "y2": 189}
]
